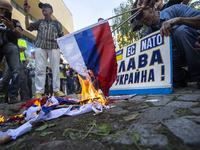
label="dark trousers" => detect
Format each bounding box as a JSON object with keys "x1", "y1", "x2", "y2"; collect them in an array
[
  {"x1": 0, "y1": 42, "x2": 20, "y2": 97},
  {"x1": 19, "y1": 61, "x2": 30, "y2": 100}
]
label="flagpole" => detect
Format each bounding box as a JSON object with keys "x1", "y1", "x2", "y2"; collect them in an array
[
  {"x1": 107, "y1": 6, "x2": 142, "y2": 20},
  {"x1": 111, "y1": 8, "x2": 142, "y2": 33}
]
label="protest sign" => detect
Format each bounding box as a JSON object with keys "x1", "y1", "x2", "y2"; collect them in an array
[{"x1": 109, "y1": 31, "x2": 172, "y2": 95}]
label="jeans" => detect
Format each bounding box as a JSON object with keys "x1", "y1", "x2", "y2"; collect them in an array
[
  {"x1": 19, "y1": 61, "x2": 30, "y2": 100},
  {"x1": 0, "y1": 42, "x2": 20, "y2": 97},
  {"x1": 171, "y1": 25, "x2": 200, "y2": 81}
]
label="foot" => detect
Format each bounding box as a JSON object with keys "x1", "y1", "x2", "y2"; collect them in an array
[
  {"x1": 8, "y1": 96, "x2": 18, "y2": 104},
  {"x1": 54, "y1": 91, "x2": 66, "y2": 97},
  {"x1": 34, "y1": 93, "x2": 43, "y2": 99},
  {"x1": 173, "y1": 70, "x2": 188, "y2": 88}
]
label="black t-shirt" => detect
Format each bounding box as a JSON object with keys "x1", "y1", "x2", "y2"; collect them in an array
[{"x1": 7, "y1": 19, "x2": 23, "y2": 45}]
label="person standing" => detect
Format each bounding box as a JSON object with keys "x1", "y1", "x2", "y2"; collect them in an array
[
  {"x1": 24, "y1": 1, "x2": 65, "y2": 99},
  {"x1": 0, "y1": 0, "x2": 22, "y2": 104},
  {"x1": 59, "y1": 58, "x2": 68, "y2": 94},
  {"x1": 27, "y1": 51, "x2": 35, "y2": 98},
  {"x1": 18, "y1": 39, "x2": 30, "y2": 101}
]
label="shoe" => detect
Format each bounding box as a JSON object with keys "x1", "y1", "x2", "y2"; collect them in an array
[
  {"x1": 54, "y1": 91, "x2": 66, "y2": 97},
  {"x1": 0, "y1": 97, "x2": 4, "y2": 103},
  {"x1": 8, "y1": 96, "x2": 18, "y2": 104},
  {"x1": 173, "y1": 76, "x2": 187, "y2": 88},
  {"x1": 34, "y1": 93, "x2": 42, "y2": 99}
]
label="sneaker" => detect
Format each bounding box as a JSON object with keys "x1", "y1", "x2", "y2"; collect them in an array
[
  {"x1": 173, "y1": 76, "x2": 187, "y2": 88},
  {"x1": 54, "y1": 91, "x2": 66, "y2": 97},
  {"x1": 8, "y1": 96, "x2": 18, "y2": 104},
  {"x1": 34, "y1": 93, "x2": 42, "y2": 99}
]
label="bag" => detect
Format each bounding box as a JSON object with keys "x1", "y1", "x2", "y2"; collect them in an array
[{"x1": 29, "y1": 69, "x2": 35, "y2": 77}]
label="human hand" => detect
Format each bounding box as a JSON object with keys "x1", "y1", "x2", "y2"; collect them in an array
[
  {"x1": 195, "y1": 36, "x2": 200, "y2": 52},
  {"x1": 23, "y1": 0, "x2": 30, "y2": 13},
  {"x1": 2, "y1": 17, "x2": 14, "y2": 30},
  {"x1": 137, "y1": 0, "x2": 158, "y2": 9},
  {"x1": 160, "y1": 18, "x2": 180, "y2": 37}
]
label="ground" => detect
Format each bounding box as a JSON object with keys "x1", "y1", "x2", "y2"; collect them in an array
[{"x1": 0, "y1": 82, "x2": 200, "y2": 150}]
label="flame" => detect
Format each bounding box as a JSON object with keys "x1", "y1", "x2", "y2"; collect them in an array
[
  {"x1": 0, "y1": 114, "x2": 4, "y2": 123},
  {"x1": 33, "y1": 99, "x2": 41, "y2": 106},
  {"x1": 78, "y1": 72, "x2": 106, "y2": 105}
]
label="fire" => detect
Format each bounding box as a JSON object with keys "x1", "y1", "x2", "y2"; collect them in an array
[
  {"x1": 0, "y1": 114, "x2": 4, "y2": 123},
  {"x1": 33, "y1": 99, "x2": 41, "y2": 106},
  {"x1": 78, "y1": 72, "x2": 106, "y2": 105}
]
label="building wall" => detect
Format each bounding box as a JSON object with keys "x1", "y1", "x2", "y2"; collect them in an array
[{"x1": 7, "y1": 0, "x2": 74, "y2": 41}]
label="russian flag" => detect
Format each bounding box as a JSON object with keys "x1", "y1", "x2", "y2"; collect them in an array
[{"x1": 57, "y1": 20, "x2": 117, "y2": 96}]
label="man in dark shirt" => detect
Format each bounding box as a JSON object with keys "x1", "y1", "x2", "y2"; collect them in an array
[
  {"x1": 134, "y1": 4, "x2": 200, "y2": 89},
  {"x1": 0, "y1": 0, "x2": 22, "y2": 104},
  {"x1": 24, "y1": 1, "x2": 65, "y2": 98}
]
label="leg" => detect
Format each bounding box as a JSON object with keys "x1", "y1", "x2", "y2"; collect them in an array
[
  {"x1": 35, "y1": 48, "x2": 48, "y2": 94},
  {"x1": 172, "y1": 25, "x2": 200, "y2": 81},
  {"x1": 48, "y1": 49, "x2": 60, "y2": 93},
  {"x1": 19, "y1": 62, "x2": 30, "y2": 100},
  {"x1": 3, "y1": 43, "x2": 20, "y2": 98}
]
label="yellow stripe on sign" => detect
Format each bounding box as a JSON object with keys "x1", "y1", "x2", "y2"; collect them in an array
[
  {"x1": 116, "y1": 54, "x2": 123, "y2": 61},
  {"x1": 116, "y1": 49, "x2": 123, "y2": 61}
]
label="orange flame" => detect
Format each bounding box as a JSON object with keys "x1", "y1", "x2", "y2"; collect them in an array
[
  {"x1": 78, "y1": 73, "x2": 106, "y2": 105},
  {"x1": 33, "y1": 99, "x2": 41, "y2": 106},
  {"x1": 0, "y1": 114, "x2": 4, "y2": 123}
]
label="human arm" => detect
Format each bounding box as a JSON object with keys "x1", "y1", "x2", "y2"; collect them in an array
[
  {"x1": 2, "y1": 17, "x2": 22, "y2": 38},
  {"x1": 23, "y1": 0, "x2": 31, "y2": 30},
  {"x1": 160, "y1": 16, "x2": 200, "y2": 36},
  {"x1": 182, "y1": 0, "x2": 190, "y2": 5},
  {"x1": 19, "y1": 46, "x2": 26, "y2": 52}
]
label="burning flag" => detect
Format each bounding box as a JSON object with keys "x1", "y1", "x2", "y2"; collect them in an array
[{"x1": 57, "y1": 20, "x2": 117, "y2": 96}]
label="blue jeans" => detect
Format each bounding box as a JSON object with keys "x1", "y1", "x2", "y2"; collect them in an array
[
  {"x1": 0, "y1": 42, "x2": 20, "y2": 97},
  {"x1": 171, "y1": 25, "x2": 200, "y2": 81}
]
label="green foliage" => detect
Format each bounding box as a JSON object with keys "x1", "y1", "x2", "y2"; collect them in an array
[
  {"x1": 40, "y1": 131, "x2": 53, "y2": 137},
  {"x1": 98, "y1": 123, "x2": 111, "y2": 134},
  {"x1": 35, "y1": 121, "x2": 56, "y2": 131}
]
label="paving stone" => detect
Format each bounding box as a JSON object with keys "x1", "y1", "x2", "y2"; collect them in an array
[
  {"x1": 136, "y1": 107, "x2": 178, "y2": 123},
  {"x1": 163, "y1": 118, "x2": 200, "y2": 146},
  {"x1": 177, "y1": 94, "x2": 200, "y2": 101},
  {"x1": 32, "y1": 140, "x2": 109, "y2": 150},
  {"x1": 113, "y1": 134, "x2": 134, "y2": 145},
  {"x1": 166, "y1": 101, "x2": 198, "y2": 108},
  {"x1": 145, "y1": 96, "x2": 172, "y2": 106},
  {"x1": 190, "y1": 108, "x2": 200, "y2": 115},
  {"x1": 130, "y1": 96, "x2": 147, "y2": 102},
  {"x1": 127, "y1": 123, "x2": 168, "y2": 149},
  {"x1": 105, "y1": 107, "x2": 129, "y2": 115}
]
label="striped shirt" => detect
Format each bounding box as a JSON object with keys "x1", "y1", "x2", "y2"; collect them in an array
[{"x1": 28, "y1": 18, "x2": 63, "y2": 49}]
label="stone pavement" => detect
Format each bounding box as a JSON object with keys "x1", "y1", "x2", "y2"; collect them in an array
[{"x1": 0, "y1": 82, "x2": 200, "y2": 150}]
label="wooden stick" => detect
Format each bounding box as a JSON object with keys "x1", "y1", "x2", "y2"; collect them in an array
[
  {"x1": 111, "y1": 8, "x2": 142, "y2": 33},
  {"x1": 107, "y1": 6, "x2": 142, "y2": 20}
]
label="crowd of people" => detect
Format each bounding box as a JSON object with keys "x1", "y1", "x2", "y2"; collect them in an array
[
  {"x1": 0, "y1": 0, "x2": 200, "y2": 104},
  {"x1": 0, "y1": 0, "x2": 81, "y2": 104}
]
